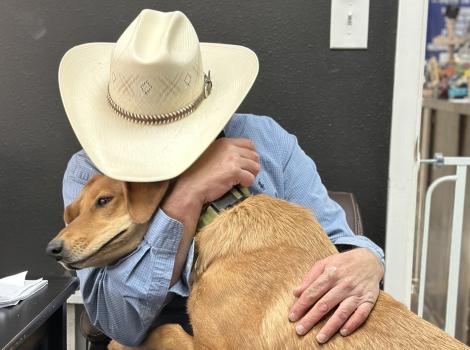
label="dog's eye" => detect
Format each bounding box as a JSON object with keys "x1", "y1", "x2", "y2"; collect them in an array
[{"x1": 96, "y1": 197, "x2": 113, "y2": 208}]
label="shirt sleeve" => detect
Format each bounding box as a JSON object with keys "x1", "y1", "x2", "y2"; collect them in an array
[
  {"x1": 280, "y1": 130, "x2": 385, "y2": 264},
  {"x1": 62, "y1": 151, "x2": 194, "y2": 346}
]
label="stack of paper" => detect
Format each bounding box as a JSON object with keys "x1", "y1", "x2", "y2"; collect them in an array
[{"x1": 0, "y1": 271, "x2": 48, "y2": 308}]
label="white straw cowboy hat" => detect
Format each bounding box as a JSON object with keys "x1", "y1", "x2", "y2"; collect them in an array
[{"x1": 59, "y1": 9, "x2": 258, "y2": 181}]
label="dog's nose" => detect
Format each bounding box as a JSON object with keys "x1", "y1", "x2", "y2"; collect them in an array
[{"x1": 46, "y1": 240, "x2": 64, "y2": 260}]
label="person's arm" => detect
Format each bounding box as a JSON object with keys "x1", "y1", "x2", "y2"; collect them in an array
[
  {"x1": 281, "y1": 134, "x2": 384, "y2": 263},
  {"x1": 63, "y1": 151, "x2": 193, "y2": 346},
  {"x1": 63, "y1": 138, "x2": 260, "y2": 346},
  {"x1": 273, "y1": 125, "x2": 384, "y2": 343}
]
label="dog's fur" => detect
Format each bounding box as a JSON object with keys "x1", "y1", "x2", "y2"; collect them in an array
[{"x1": 48, "y1": 175, "x2": 468, "y2": 349}]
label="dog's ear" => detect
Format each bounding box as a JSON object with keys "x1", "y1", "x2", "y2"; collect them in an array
[
  {"x1": 123, "y1": 181, "x2": 169, "y2": 224},
  {"x1": 64, "y1": 200, "x2": 80, "y2": 225}
]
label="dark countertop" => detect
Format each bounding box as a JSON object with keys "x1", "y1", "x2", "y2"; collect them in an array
[{"x1": 0, "y1": 276, "x2": 79, "y2": 350}]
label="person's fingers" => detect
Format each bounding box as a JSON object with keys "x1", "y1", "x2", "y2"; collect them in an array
[
  {"x1": 238, "y1": 147, "x2": 260, "y2": 163},
  {"x1": 238, "y1": 169, "x2": 256, "y2": 187},
  {"x1": 293, "y1": 282, "x2": 351, "y2": 335},
  {"x1": 226, "y1": 138, "x2": 257, "y2": 151},
  {"x1": 238, "y1": 158, "x2": 260, "y2": 177},
  {"x1": 293, "y1": 260, "x2": 326, "y2": 297},
  {"x1": 315, "y1": 297, "x2": 358, "y2": 343},
  {"x1": 289, "y1": 265, "x2": 337, "y2": 322},
  {"x1": 339, "y1": 301, "x2": 375, "y2": 337}
]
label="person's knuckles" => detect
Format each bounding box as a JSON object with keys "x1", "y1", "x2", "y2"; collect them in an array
[
  {"x1": 360, "y1": 290, "x2": 378, "y2": 304},
  {"x1": 294, "y1": 294, "x2": 314, "y2": 312},
  {"x1": 336, "y1": 306, "x2": 352, "y2": 322},
  {"x1": 351, "y1": 307, "x2": 371, "y2": 328},
  {"x1": 248, "y1": 149, "x2": 260, "y2": 162},
  {"x1": 252, "y1": 161, "x2": 261, "y2": 174},
  {"x1": 301, "y1": 282, "x2": 327, "y2": 306},
  {"x1": 243, "y1": 138, "x2": 256, "y2": 150},
  {"x1": 239, "y1": 158, "x2": 259, "y2": 174},
  {"x1": 290, "y1": 293, "x2": 316, "y2": 319},
  {"x1": 323, "y1": 265, "x2": 339, "y2": 284},
  {"x1": 315, "y1": 300, "x2": 331, "y2": 315},
  {"x1": 299, "y1": 262, "x2": 324, "y2": 288},
  {"x1": 356, "y1": 308, "x2": 370, "y2": 323},
  {"x1": 301, "y1": 275, "x2": 334, "y2": 301},
  {"x1": 319, "y1": 314, "x2": 347, "y2": 342},
  {"x1": 299, "y1": 299, "x2": 332, "y2": 328},
  {"x1": 225, "y1": 149, "x2": 241, "y2": 163},
  {"x1": 319, "y1": 302, "x2": 356, "y2": 339},
  {"x1": 298, "y1": 304, "x2": 329, "y2": 331},
  {"x1": 220, "y1": 140, "x2": 236, "y2": 154},
  {"x1": 305, "y1": 285, "x2": 321, "y2": 300},
  {"x1": 339, "y1": 277, "x2": 355, "y2": 293},
  {"x1": 225, "y1": 163, "x2": 240, "y2": 178}
]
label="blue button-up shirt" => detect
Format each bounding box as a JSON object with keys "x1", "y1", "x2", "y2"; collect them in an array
[{"x1": 62, "y1": 114, "x2": 384, "y2": 346}]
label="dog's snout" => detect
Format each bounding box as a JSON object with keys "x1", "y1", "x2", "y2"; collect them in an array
[{"x1": 46, "y1": 240, "x2": 65, "y2": 260}]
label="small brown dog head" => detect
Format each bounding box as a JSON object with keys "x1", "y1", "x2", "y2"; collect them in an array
[{"x1": 46, "y1": 175, "x2": 169, "y2": 270}]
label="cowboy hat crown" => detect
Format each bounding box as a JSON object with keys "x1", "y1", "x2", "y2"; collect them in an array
[{"x1": 109, "y1": 10, "x2": 206, "y2": 119}]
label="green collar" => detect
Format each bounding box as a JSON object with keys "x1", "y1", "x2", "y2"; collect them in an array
[{"x1": 197, "y1": 186, "x2": 252, "y2": 231}]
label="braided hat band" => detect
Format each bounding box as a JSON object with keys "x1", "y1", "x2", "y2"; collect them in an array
[{"x1": 107, "y1": 72, "x2": 213, "y2": 125}]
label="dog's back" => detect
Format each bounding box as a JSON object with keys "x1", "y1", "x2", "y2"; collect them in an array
[{"x1": 187, "y1": 195, "x2": 467, "y2": 350}]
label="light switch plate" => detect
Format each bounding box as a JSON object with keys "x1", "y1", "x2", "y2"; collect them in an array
[{"x1": 330, "y1": 0, "x2": 370, "y2": 49}]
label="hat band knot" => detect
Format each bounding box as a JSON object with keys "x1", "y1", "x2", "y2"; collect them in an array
[{"x1": 107, "y1": 71, "x2": 212, "y2": 125}]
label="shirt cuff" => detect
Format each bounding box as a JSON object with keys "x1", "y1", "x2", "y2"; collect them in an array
[
  {"x1": 144, "y1": 208, "x2": 184, "y2": 252},
  {"x1": 332, "y1": 235, "x2": 385, "y2": 265},
  {"x1": 145, "y1": 208, "x2": 194, "y2": 298}
]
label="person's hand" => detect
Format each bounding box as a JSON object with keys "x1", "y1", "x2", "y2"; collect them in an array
[
  {"x1": 288, "y1": 248, "x2": 384, "y2": 344},
  {"x1": 161, "y1": 137, "x2": 260, "y2": 226},
  {"x1": 174, "y1": 137, "x2": 260, "y2": 205}
]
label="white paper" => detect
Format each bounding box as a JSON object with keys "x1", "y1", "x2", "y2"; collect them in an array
[{"x1": 0, "y1": 271, "x2": 48, "y2": 308}]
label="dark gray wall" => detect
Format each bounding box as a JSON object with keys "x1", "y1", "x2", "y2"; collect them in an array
[{"x1": 0, "y1": 1, "x2": 397, "y2": 276}]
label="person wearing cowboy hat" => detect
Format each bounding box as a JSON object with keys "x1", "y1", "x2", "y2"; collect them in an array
[{"x1": 60, "y1": 9, "x2": 384, "y2": 347}]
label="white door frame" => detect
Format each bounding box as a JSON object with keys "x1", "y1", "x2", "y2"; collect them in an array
[{"x1": 384, "y1": 0, "x2": 429, "y2": 307}]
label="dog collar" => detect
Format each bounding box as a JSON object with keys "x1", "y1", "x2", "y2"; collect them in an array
[{"x1": 197, "y1": 186, "x2": 252, "y2": 231}]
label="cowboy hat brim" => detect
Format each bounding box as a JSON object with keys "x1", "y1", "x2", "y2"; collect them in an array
[{"x1": 59, "y1": 42, "x2": 258, "y2": 182}]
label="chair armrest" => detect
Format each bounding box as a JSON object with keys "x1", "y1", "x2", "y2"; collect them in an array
[{"x1": 328, "y1": 191, "x2": 364, "y2": 236}]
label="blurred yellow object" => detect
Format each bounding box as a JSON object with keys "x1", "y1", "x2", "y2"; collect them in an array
[{"x1": 428, "y1": 57, "x2": 440, "y2": 87}]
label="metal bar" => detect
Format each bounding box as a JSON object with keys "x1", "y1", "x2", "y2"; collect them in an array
[
  {"x1": 418, "y1": 175, "x2": 457, "y2": 317},
  {"x1": 445, "y1": 165, "x2": 468, "y2": 336},
  {"x1": 413, "y1": 108, "x2": 433, "y2": 297},
  {"x1": 420, "y1": 157, "x2": 470, "y2": 166},
  {"x1": 442, "y1": 157, "x2": 470, "y2": 166},
  {"x1": 420, "y1": 159, "x2": 437, "y2": 165}
]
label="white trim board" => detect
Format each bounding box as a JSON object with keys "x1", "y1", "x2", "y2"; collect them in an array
[{"x1": 384, "y1": 0, "x2": 429, "y2": 307}]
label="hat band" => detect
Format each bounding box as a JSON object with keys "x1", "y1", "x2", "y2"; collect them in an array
[{"x1": 107, "y1": 71, "x2": 213, "y2": 125}]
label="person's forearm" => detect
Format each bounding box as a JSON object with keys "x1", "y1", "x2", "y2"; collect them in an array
[
  {"x1": 64, "y1": 152, "x2": 191, "y2": 345},
  {"x1": 161, "y1": 184, "x2": 203, "y2": 285}
]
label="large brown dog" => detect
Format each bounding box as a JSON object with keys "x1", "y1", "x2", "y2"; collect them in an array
[{"x1": 47, "y1": 175, "x2": 468, "y2": 349}]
